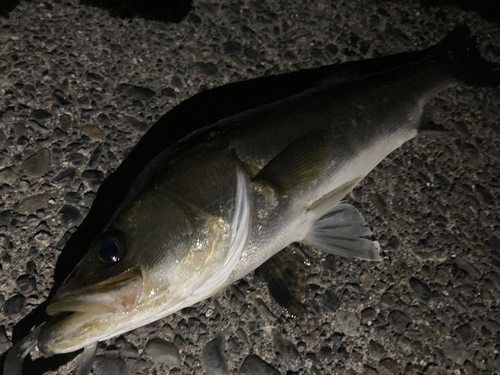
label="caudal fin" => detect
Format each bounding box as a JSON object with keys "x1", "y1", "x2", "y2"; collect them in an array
[{"x1": 436, "y1": 25, "x2": 500, "y2": 87}]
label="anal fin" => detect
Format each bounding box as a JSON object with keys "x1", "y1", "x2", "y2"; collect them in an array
[{"x1": 303, "y1": 203, "x2": 381, "y2": 261}]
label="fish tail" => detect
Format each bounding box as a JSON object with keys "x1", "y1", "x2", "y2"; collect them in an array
[{"x1": 437, "y1": 25, "x2": 500, "y2": 87}]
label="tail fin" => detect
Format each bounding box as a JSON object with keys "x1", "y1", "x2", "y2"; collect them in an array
[{"x1": 436, "y1": 25, "x2": 500, "y2": 87}]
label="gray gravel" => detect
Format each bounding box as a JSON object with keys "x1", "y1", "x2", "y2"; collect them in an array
[
  {"x1": 1, "y1": 0, "x2": 500, "y2": 374},
  {"x1": 144, "y1": 338, "x2": 182, "y2": 367},
  {"x1": 201, "y1": 334, "x2": 229, "y2": 375}
]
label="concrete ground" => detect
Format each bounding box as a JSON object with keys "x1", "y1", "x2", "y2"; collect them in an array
[{"x1": 0, "y1": 0, "x2": 500, "y2": 374}]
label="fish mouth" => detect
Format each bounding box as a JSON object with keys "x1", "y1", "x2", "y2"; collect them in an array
[
  {"x1": 47, "y1": 267, "x2": 143, "y2": 316},
  {"x1": 39, "y1": 268, "x2": 143, "y2": 355}
]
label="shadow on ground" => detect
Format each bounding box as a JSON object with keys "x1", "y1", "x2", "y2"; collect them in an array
[
  {"x1": 1, "y1": 0, "x2": 192, "y2": 22},
  {"x1": 422, "y1": 0, "x2": 500, "y2": 24}
]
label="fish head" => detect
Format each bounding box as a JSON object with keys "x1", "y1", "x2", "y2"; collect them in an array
[{"x1": 38, "y1": 174, "x2": 247, "y2": 356}]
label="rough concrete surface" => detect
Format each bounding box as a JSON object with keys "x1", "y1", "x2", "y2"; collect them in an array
[{"x1": 1, "y1": 0, "x2": 500, "y2": 374}]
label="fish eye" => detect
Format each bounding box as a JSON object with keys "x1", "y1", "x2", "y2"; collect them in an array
[
  {"x1": 98, "y1": 240, "x2": 121, "y2": 263},
  {"x1": 92, "y1": 229, "x2": 125, "y2": 264}
]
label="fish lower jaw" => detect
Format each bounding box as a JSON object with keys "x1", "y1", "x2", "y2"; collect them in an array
[{"x1": 38, "y1": 311, "x2": 108, "y2": 355}]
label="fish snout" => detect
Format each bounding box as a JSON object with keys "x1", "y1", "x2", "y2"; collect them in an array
[{"x1": 46, "y1": 267, "x2": 143, "y2": 316}]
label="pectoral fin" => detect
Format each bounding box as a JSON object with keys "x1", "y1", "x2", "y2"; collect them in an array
[
  {"x1": 303, "y1": 203, "x2": 381, "y2": 261},
  {"x1": 254, "y1": 132, "x2": 331, "y2": 195}
]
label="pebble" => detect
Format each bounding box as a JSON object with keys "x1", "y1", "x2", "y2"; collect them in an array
[
  {"x1": 196, "y1": 62, "x2": 219, "y2": 76},
  {"x1": 483, "y1": 318, "x2": 500, "y2": 335},
  {"x1": 455, "y1": 323, "x2": 472, "y2": 344},
  {"x1": 322, "y1": 286, "x2": 341, "y2": 312},
  {"x1": 463, "y1": 360, "x2": 478, "y2": 374},
  {"x1": 87, "y1": 72, "x2": 104, "y2": 82},
  {"x1": 0, "y1": 129, "x2": 5, "y2": 144},
  {"x1": 18, "y1": 193, "x2": 51, "y2": 214},
  {"x1": 161, "y1": 87, "x2": 176, "y2": 98},
  {"x1": 171, "y1": 76, "x2": 183, "y2": 88},
  {"x1": 68, "y1": 152, "x2": 85, "y2": 166},
  {"x1": 22, "y1": 148, "x2": 50, "y2": 177},
  {"x1": 65, "y1": 192, "x2": 81, "y2": 204},
  {"x1": 0, "y1": 167, "x2": 17, "y2": 185},
  {"x1": 379, "y1": 358, "x2": 400, "y2": 375},
  {"x1": 52, "y1": 167, "x2": 76, "y2": 184},
  {"x1": 254, "y1": 297, "x2": 277, "y2": 321},
  {"x1": 442, "y1": 339, "x2": 468, "y2": 363},
  {"x1": 4, "y1": 294, "x2": 26, "y2": 315},
  {"x1": 455, "y1": 260, "x2": 481, "y2": 278},
  {"x1": 0, "y1": 211, "x2": 11, "y2": 227},
  {"x1": 15, "y1": 275, "x2": 36, "y2": 294},
  {"x1": 59, "y1": 205, "x2": 83, "y2": 228},
  {"x1": 53, "y1": 89, "x2": 71, "y2": 106},
  {"x1": 34, "y1": 231, "x2": 51, "y2": 246},
  {"x1": 322, "y1": 254, "x2": 336, "y2": 272},
  {"x1": 82, "y1": 169, "x2": 104, "y2": 188},
  {"x1": 60, "y1": 114, "x2": 72, "y2": 129},
  {"x1": 201, "y1": 334, "x2": 229, "y2": 375},
  {"x1": 54, "y1": 130, "x2": 68, "y2": 141},
  {"x1": 318, "y1": 346, "x2": 333, "y2": 364},
  {"x1": 296, "y1": 36, "x2": 309, "y2": 49},
  {"x1": 0, "y1": 326, "x2": 11, "y2": 355},
  {"x1": 89, "y1": 144, "x2": 103, "y2": 168},
  {"x1": 144, "y1": 338, "x2": 181, "y2": 367},
  {"x1": 244, "y1": 47, "x2": 258, "y2": 59},
  {"x1": 115, "y1": 336, "x2": 139, "y2": 359},
  {"x1": 128, "y1": 359, "x2": 148, "y2": 374},
  {"x1": 93, "y1": 356, "x2": 129, "y2": 375},
  {"x1": 239, "y1": 355, "x2": 280, "y2": 375},
  {"x1": 97, "y1": 113, "x2": 111, "y2": 126},
  {"x1": 272, "y1": 330, "x2": 302, "y2": 371},
  {"x1": 369, "y1": 340, "x2": 385, "y2": 360},
  {"x1": 81, "y1": 125, "x2": 105, "y2": 142},
  {"x1": 409, "y1": 277, "x2": 432, "y2": 302},
  {"x1": 360, "y1": 269, "x2": 376, "y2": 287},
  {"x1": 388, "y1": 310, "x2": 411, "y2": 332},
  {"x1": 222, "y1": 41, "x2": 242, "y2": 55},
  {"x1": 13, "y1": 124, "x2": 27, "y2": 138},
  {"x1": 123, "y1": 115, "x2": 148, "y2": 132},
  {"x1": 325, "y1": 44, "x2": 338, "y2": 56},
  {"x1": 335, "y1": 310, "x2": 360, "y2": 336},
  {"x1": 30, "y1": 109, "x2": 52, "y2": 123},
  {"x1": 235, "y1": 329, "x2": 249, "y2": 348},
  {"x1": 361, "y1": 307, "x2": 377, "y2": 324},
  {"x1": 386, "y1": 236, "x2": 400, "y2": 250},
  {"x1": 117, "y1": 84, "x2": 156, "y2": 101},
  {"x1": 369, "y1": 193, "x2": 386, "y2": 215},
  {"x1": 83, "y1": 191, "x2": 96, "y2": 207}
]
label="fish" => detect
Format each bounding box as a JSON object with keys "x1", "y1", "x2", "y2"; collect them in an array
[{"x1": 5, "y1": 25, "x2": 500, "y2": 373}]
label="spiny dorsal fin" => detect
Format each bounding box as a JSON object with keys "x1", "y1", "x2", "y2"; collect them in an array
[{"x1": 254, "y1": 131, "x2": 331, "y2": 195}]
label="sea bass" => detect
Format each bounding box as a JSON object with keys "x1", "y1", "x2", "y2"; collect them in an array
[{"x1": 6, "y1": 26, "x2": 499, "y2": 372}]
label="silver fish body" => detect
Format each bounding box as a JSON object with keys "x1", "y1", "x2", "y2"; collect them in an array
[{"x1": 37, "y1": 26, "x2": 499, "y2": 355}]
